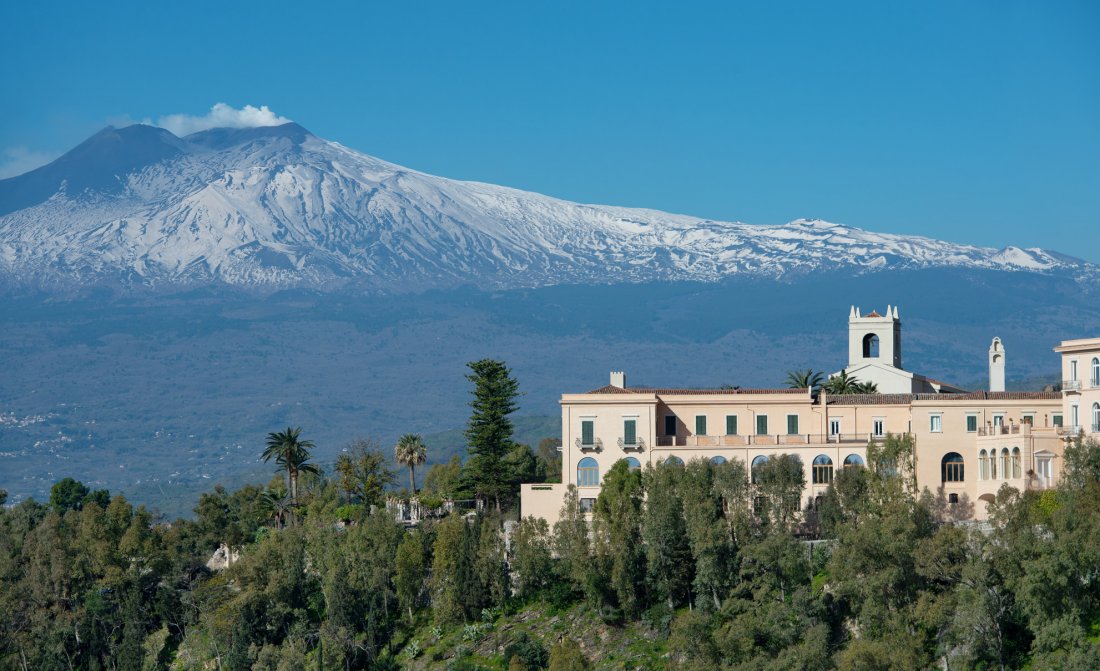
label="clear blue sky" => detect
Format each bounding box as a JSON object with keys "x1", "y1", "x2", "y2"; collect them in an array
[{"x1": 1, "y1": 1, "x2": 1097, "y2": 259}]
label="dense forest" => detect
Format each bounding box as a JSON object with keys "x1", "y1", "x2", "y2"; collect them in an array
[{"x1": 1, "y1": 361, "x2": 1099, "y2": 670}]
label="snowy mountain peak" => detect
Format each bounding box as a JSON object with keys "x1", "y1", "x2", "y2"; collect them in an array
[{"x1": 0, "y1": 123, "x2": 1094, "y2": 291}]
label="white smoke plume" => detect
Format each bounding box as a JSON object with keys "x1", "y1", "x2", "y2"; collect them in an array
[{"x1": 153, "y1": 103, "x2": 292, "y2": 137}]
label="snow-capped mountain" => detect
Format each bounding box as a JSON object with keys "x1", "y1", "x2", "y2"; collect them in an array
[{"x1": 0, "y1": 122, "x2": 1092, "y2": 290}]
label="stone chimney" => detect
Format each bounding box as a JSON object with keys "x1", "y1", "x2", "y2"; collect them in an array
[{"x1": 610, "y1": 371, "x2": 626, "y2": 388}]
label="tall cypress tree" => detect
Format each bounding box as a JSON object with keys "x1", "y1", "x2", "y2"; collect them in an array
[{"x1": 463, "y1": 359, "x2": 521, "y2": 511}]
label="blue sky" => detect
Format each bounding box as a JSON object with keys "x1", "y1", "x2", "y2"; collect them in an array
[{"x1": 1, "y1": 1, "x2": 1097, "y2": 259}]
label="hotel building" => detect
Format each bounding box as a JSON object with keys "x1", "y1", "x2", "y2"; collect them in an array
[{"x1": 521, "y1": 307, "x2": 1099, "y2": 526}]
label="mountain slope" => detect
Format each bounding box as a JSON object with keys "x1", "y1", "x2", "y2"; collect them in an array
[{"x1": 0, "y1": 122, "x2": 1094, "y2": 290}]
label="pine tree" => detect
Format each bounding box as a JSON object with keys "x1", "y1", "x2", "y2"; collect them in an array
[{"x1": 463, "y1": 359, "x2": 521, "y2": 511}]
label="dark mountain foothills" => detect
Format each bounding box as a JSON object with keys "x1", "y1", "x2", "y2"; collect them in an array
[
  {"x1": 2, "y1": 434, "x2": 1100, "y2": 669},
  {"x1": 1, "y1": 267, "x2": 1098, "y2": 517}
]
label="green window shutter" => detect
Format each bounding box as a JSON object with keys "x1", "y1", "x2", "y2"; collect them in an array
[
  {"x1": 1053, "y1": 414, "x2": 1063, "y2": 427},
  {"x1": 582, "y1": 420, "x2": 594, "y2": 445},
  {"x1": 966, "y1": 416, "x2": 977, "y2": 432},
  {"x1": 624, "y1": 419, "x2": 636, "y2": 444},
  {"x1": 756, "y1": 415, "x2": 768, "y2": 435},
  {"x1": 787, "y1": 415, "x2": 799, "y2": 435},
  {"x1": 695, "y1": 415, "x2": 707, "y2": 436},
  {"x1": 726, "y1": 415, "x2": 737, "y2": 435}
]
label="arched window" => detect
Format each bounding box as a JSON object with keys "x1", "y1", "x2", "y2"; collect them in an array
[
  {"x1": 665, "y1": 456, "x2": 684, "y2": 467},
  {"x1": 1093, "y1": 357, "x2": 1100, "y2": 386},
  {"x1": 999, "y1": 449, "x2": 1009, "y2": 480},
  {"x1": 623, "y1": 457, "x2": 641, "y2": 471},
  {"x1": 751, "y1": 455, "x2": 769, "y2": 484},
  {"x1": 989, "y1": 449, "x2": 997, "y2": 479},
  {"x1": 577, "y1": 457, "x2": 599, "y2": 487},
  {"x1": 863, "y1": 333, "x2": 880, "y2": 358},
  {"x1": 843, "y1": 454, "x2": 865, "y2": 468},
  {"x1": 941, "y1": 453, "x2": 964, "y2": 483},
  {"x1": 710, "y1": 455, "x2": 727, "y2": 465},
  {"x1": 978, "y1": 449, "x2": 989, "y2": 480},
  {"x1": 1093, "y1": 402, "x2": 1100, "y2": 432},
  {"x1": 1011, "y1": 447, "x2": 1021, "y2": 479},
  {"x1": 812, "y1": 455, "x2": 834, "y2": 484}
]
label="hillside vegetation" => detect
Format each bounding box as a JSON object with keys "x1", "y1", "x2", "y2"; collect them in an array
[{"x1": 2, "y1": 432, "x2": 1100, "y2": 670}]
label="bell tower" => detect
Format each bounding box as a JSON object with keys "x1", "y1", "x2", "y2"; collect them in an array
[
  {"x1": 989, "y1": 337, "x2": 1005, "y2": 392},
  {"x1": 848, "y1": 305, "x2": 903, "y2": 370}
]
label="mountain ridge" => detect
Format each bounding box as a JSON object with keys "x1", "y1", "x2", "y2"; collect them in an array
[{"x1": 0, "y1": 122, "x2": 1095, "y2": 292}]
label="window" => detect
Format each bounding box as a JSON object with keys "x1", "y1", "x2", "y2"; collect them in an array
[
  {"x1": 948, "y1": 493, "x2": 959, "y2": 504},
  {"x1": 999, "y1": 449, "x2": 1009, "y2": 480},
  {"x1": 863, "y1": 333, "x2": 879, "y2": 358},
  {"x1": 580, "y1": 497, "x2": 596, "y2": 513},
  {"x1": 756, "y1": 415, "x2": 768, "y2": 435},
  {"x1": 979, "y1": 449, "x2": 989, "y2": 480},
  {"x1": 581, "y1": 420, "x2": 594, "y2": 447},
  {"x1": 1071, "y1": 404, "x2": 1079, "y2": 428},
  {"x1": 711, "y1": 455, "x2": 727, "y2": 465},
  {"x1": 812, "y1": 455, "x2": 834, "y2": 484},
  {"x1": 829, "y1": 418, "x2": 841, "y2": 436},
  {"x1": 1070, "y1": 359, "x2": 1078, "y2": 381},
  {"x1": 872, "y1": 418, "x2": 885, "y2": 437},
  {"x1": 1053, "y1": 413, "x2": 1063, "y2": 428},
  {"x1": 1093, "y1": 357, "x2": 1100, "y2": 387},
  {"x1": 1093, "y1": 402, "x2": 1100, "y2": 432},
  {"x1": 623, "y1": 419, "x2": 637, "y2": 446},
  {"x1": 1036, "y1": 457, "x2": 1052, "y2": 481},
  {"x1": 623, "y1": 457, "x2": 641, "y2": 471},
  {"x1": 989, "y1": 450, "x2": 997, "y2": 479},
  {"x1": 751, "y1": 455, "x2": 768, "y2": 483},
  {"x1": 1022, "y1": 414, "x2": 1034, "y2": 426},
  {"x1": 930, "y1": 415, "x2": 942, "y2": 433},
  {"x1": 1012, "y1": 447, "x2": 1021, "y2": 478},
  {"x1": 665, "y1": 456, "x2": 684, "y2": 467},
  {"x1": 664, "y1": 415, "x2": 677, "y2": 436},
  {"x1": 577, "y1": 457, "x2": 599, "y2": 487},
  {"x1": 753, "y1": 496, "x2": 767, "y2": 516},
  {"x1": 941, "y1": 453, "x2": 964, "y2": 482},
  {"x1": 993, "y1": 414, "x2": 1004, "y2": 428},
  {"x1": 726, "y1": 415, "x2": 738, "y2": 435},
  {"x1": 695, "y1": 415, "x2": 707, "y2": 436},
  {"x1": 844, "y1": 454, "x2": 865, "y2": 468},
  {"x1": 966, "y1": 415, "x2": 978, "y2": 433},
  {"x1": 787, "y1": 414, "x2": 799, "y2": 435}
]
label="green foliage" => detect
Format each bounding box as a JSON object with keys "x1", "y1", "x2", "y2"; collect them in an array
[
  {"x1": 511, "y1": 516, "x2": 553, "y2": 600},
  {"x1": 462, "y1": 358, "x2": 521, "y2": 509},
  {"x1": 423, "y1": 454, "x2": 465, "y2": 500},
  {"x1": 592, "y1": 460, "x2": 646, "y2": 620},
  {"x1": 504, "y1": 632, "x2": 549, "y2": 670},
  {"x1": 785, "y1": 368, "x2": 825, "y2": 390},
  {"x1": 394, "y1": 432, "x2": 429, "y2": 494},
  {"x1": 334, "y1": 437, "x2": 396, "y2": 508},
  {"x1": 548, "y1": 637, "x2": 590, "y2": 671}
]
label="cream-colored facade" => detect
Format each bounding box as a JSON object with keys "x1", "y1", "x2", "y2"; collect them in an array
[{"x1": 520, "y1": 308, "x2": 1095, "y2": 527}]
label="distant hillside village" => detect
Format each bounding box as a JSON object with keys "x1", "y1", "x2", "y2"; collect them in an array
[{"x1": 521, "y1": 306, "x2": 1100, "y2": 526}]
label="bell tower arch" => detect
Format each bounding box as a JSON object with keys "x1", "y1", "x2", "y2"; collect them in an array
[{"x1": 848, "y1": 305, "x2": 902, "y2": 370}]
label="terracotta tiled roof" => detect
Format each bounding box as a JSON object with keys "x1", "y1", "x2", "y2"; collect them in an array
[
  {"x1": 826, "y1": 391, "x2": 1061, "y2": 405},
  {"x1": 913, "y1": 391, "x2": 1062, "y2": 401},
  {"x1": 826, "y1": 393, "x2": 914, "y2": 405},
  {"x1": 586, "y1": 385, "x2": 634, "y2": 394},
  {"x1": 584, "y1": 386, "x2": 809, "y2": 395},
  {"x1": 865, "y1": 310, "x2": 882, "y2": 318}
]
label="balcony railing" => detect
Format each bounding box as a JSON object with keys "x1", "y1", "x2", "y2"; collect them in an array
[
  {"x1": 575, "y1": 437, "x2": 604, "y2": 452},
  {"x1": 655, "y1": 432, "x2": 903, "y2": 447},
  {"x1": 978, "y1": 425, "x2": 1024, "y2": 436},
  {"x1": 1057, "y1": 426, "x2": 1083, "y2": 437},
  {"x1": 1063, "y1": 379, "x2": 1081, "y2": 391},
  {"x1": 617, "y1": 437, "x2": 646, "y2": 452}
]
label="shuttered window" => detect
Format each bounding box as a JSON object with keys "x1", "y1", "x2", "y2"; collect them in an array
[
  {"x1": 695, "y1": 415, "x2": 707, "y2": 436},
  {"x1": 581, "y1": 420, "x2": 594, "y2": 446},
  {"x1": 726, "y1": 415, "x2": 737, "y2": 435},
  {"x1": 756, "y1": 415, "x2": 768, "y2": 435},
  {"x1": 787, "y1": 415, "x2": 799, "y2": 435},
  {"x1": 623, "y1": 419, "x2": 637, "y2": 445}
]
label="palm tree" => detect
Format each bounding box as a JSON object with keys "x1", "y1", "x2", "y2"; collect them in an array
[
  {"x1": 262, "y1": 426, "x2": 320, "y2": 507},
  {"x1": 785, "y1": 369, "x2": 825, "y2": 390},
  {"x1": 822, "y1": 370, "x2": 860, "y2": 395},
  {"x1": 262, "y1": 487, "x2": 292, "y2": 530},
  {"x1": 851, "y1": 380, "x2": 879, "y2": 394},
  {"x1": 394, "y1": 433, "x2": 428, "y2": 495}
]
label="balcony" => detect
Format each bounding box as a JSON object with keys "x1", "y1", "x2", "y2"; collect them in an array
[
  {"x1": 575, "y1": 437, "x2": 604, "y2": 452},
  {"x1": 617, "y1": 437, "x2": 646, "y2": 452},
  {"x1": 978, "y1": 424, "x2": 1026, "y2": 436},
  {"x1": 1057, "y1": 426, "x2": 1083, "y2": 437},
  {"x1": 655, "y1": 432, "x2": 901, "y2": 447},
  {"x1": 1063, "y1": 379, "x2": 1081, "y2": 391}
]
